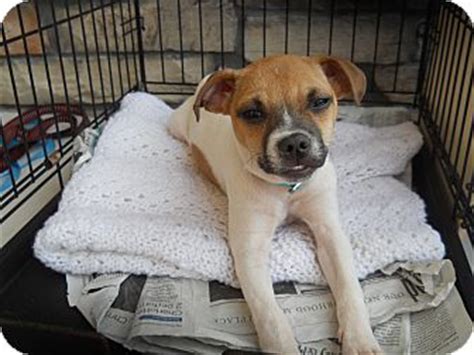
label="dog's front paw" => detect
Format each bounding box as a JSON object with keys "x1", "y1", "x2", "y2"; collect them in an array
[{"x1": 339, "y1": 327, "x2": 383, "y2": 355}]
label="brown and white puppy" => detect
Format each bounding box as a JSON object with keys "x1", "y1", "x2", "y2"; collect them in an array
[{"x1": 169, "y1": 55, "x2": 382, "y2": 354}]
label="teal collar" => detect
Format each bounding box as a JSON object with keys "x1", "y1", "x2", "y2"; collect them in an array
[{"x1": 273, "y1": 181, "x2": 305, "y2": 193}]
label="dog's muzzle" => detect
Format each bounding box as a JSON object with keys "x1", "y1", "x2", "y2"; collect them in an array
[{"x1": 260, "y1": 130, "x2": 328, "y2": 180}]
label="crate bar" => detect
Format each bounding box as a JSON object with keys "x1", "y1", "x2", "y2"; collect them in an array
[
  {"x1": 77, "y1": 0, "x2": 98, "y2": 121},
  {"x1": 64, "y1": 1, "x2": 86, "y2": 115},
  {"x1": 392, "y1": 0, "x2": 407, "y2": 92},
  {"x1": 449, "y1": 31, "x2": 473, "y2": 158},
  {"x1": 42, "y1": 2, "x2": 69, "y2": 189},
  {"x1": 127, "y1": 0, "x2": 140, "y2": 88},
  {"x1": 262, "y1": 0, "x2": 266, "y2": 57},
  {"x1": 145, "y1": 82, "x2": 197, "y2": 88},
  {"x1": 118, "y1": 1, "x2": 132, "y2": 91},
  {"x1": 89, "y1": 0, "x2": 109, "y2": 128},
  {"x1": 306, "y1": 0, "x2": 312, "y2": 56},
  {"x1": 435, "y1": 6, "x2": 462, "y2": 136},
  {"x1": 414, "y1": 0, "x2": 439, "y2": 109},
  {"x1": 241, "y1": 0, "x2": 246, "y2": 66},
  {"x1": 428, "y1": 6, "x2": 455, "y2": 126},
  {"x1": 146, "y1": 91, "x2": 196, "y2": 96},
  {"x1": 110, "y1": 0, "x2": 125, "y2": 96},
  {"x1": 371, "y1": 0, "x2": 382, "y2": 90},
  {"x1": 33, "y1": 1, "x2": 64, "y2": 155},
  {"x1": 198, "y1": 0, "x2": 205, "y2": 77},
  {"x1": 467, "y1": 177, "x2": 473, "y2": 216},
  {"x1": 155, "y1": 0, "x2": 166, "y2": 83},
  {"x1": 94, "y1": 89, "x2": 137, "y2": 127},
  {"x1": 430, "y1": 6, "x2": 455, "y2": 125},
  {"x1": 16, "y1": 5, "x2": 49, "y2": 166},
  {"x1": 284, "y1": 0, "x2": 289, "y2": 54},
  {"x1": 439, "y1": 10, "x2": 465, "y2": 146},
  {"x1": 457, "y1": 73, "x2": 474, "y2": 185},
  {"x1": 118, "y1": 16, "x2": 135, "y2": 27},
  {"x1": 143, "y1": 81, "x2": 198, "y2": 86},
  {"x1": 422, "y1": 5, "x2": 447, "y2": 116},
  {"x1": 0, "y1": 1, "x2": 116, "y2": 48},
  {"x1": 100, "y1": 0, "x2": 117, "y2": 98},
  {"x1": 420, "y1": 4, "x2": 445, "y2": 107},
  {"x1": 350, "y1": 0, "x2": 358, "y2": 61},
  {"x1": 2, "y1": 23, "x2": 35, "y2": 184},
  {"x1": 0, "y1": 121, "x2": 18, "y2": 198},
  {"x1": 219, "y1": 0, "x2": 225, "y2": 66},
  {"x1": 176, "y1": 0, "x2": 185, "y2": 82},
  {"x1": 100, "y1": 0, "x2": 117, "y2": 102},
  {"x1": 328, "y1": 0, "x2": 335, "y2": 55},
  {"x1": 118, "y1": 25, "x2": 143, "y2": 38}
]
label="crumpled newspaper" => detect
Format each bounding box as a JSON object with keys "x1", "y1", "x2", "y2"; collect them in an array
[{"x1": 66, "y1": 260, "x2": 472, "y2": 354}]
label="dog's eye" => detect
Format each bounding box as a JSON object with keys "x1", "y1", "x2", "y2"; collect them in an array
[
  {"x1": 240, "y1": 109, "x2": 264, "y2": 122},
  {"x1": 310, "y1": 97, "x2": 331, "y2": 111}
]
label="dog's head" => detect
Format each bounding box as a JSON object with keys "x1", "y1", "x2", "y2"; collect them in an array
[{"x1": 193, "y1": 55, "x2": 366, "y2": 182}]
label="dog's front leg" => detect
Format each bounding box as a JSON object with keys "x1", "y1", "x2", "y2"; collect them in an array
[
  {"x1": 297, "y1": 190, "x2": 382, "y2": 355},
  {"x1": 228, "y1": 202, "x2": 299, "y2": 354}
]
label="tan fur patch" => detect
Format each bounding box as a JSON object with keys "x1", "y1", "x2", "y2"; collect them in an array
[
  {"x1": 191, "y1": 144, "x2": 219, "y2": 186},
  {"x1": 310, "y1": 55, "x2": 367, "y2": 104}
]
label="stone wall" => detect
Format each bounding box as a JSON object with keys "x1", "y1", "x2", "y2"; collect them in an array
[{"x1": 1, "y1": 0, "x2": 430, "y2": 106}]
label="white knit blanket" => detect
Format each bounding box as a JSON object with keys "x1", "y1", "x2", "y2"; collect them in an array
[{"x1": 34, "y1": 93, "x2": 445, "y2": 286}]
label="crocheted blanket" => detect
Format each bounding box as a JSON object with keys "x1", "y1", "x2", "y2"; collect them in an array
[{"x1": 34, "y1": 93, "x2": 445, "y2": 286}]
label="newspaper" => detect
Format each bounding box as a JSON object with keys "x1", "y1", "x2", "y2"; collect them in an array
[{"x1": 67, "y1": 260, "x2": 472, "y2": 354}]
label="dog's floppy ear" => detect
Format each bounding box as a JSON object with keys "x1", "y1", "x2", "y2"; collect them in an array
[
  {"x1": 311, "y1": 55, "x2": 367, "y2": 105},
  {"x1": 193, "y1": 69, "x2": 238, "y2": 121}
]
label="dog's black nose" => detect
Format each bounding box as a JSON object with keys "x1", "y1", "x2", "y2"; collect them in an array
[{"x1": 278, "y1": 133, "x2": 311, "y2": 161}]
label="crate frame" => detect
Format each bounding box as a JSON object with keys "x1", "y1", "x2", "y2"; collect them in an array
[{"x1": 0, "y1": 0, "x2": 472, "y2": 320}]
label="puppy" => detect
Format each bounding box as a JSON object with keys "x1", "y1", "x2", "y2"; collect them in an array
[{"x1": 168, "y1": 55, "x2": 382, "y2": 354}]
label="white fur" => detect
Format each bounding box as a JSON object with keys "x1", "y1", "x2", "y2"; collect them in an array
[{"x1": 168, "y1": 81, "x2": 382, "y2": 354}]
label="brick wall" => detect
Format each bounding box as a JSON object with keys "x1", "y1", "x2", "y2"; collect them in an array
[{"x1": 1, "y1": 0, "x2": 429, "y2": 106}]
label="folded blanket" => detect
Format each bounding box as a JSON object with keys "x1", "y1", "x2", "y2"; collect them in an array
[{"x1": 34, "y1": 93, "x2": 445, "y2": 287}]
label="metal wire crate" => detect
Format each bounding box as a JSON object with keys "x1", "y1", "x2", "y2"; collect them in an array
[{"x1": 0, "y1": 0, "x2": 472, "y2": 353}]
